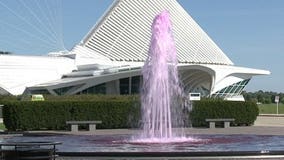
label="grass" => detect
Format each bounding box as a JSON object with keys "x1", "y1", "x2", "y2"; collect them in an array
[
  {"x1": 258, "y1": 103, "x2": 284, "y2": 114},
  {"x1": 0, "y1": 123, "x2": 6, "y2": 130}
]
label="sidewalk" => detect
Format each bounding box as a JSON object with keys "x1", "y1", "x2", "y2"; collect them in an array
[
  {"x1": 25, "y1": 119, "x2": 284, "y2": 137},
  {"x1": 254, "y1": 114, "x2": 284, "y2": 127},
  {"x1": 3, "y1": 115, "x2": 284, "y2": 136}
]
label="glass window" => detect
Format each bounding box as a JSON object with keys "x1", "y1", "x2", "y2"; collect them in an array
[
  {"x1": 234, "y1": 85, "x2": 244, "y2": 94},
  {"x1": 120, "y1": 78, "x2": 129, "y2": 95},
  {"x1": 212, "y1": 79, "x2": 251, "y2": 98},
  {"x1": 230, "y1": 85, "x2": 239, "y2": 94},
  {"x1": 30, "y1": 89, "x2": 50, "y2": 95},
  {"x1": 131, "y1": 76, "x2": 141, "y2": 94},
  {"x1": 54, "y1": 86, "x2": 74, "y2": 95},
  {"x1": 81, "y1": 83, "x2": 106, "y2": 94}
]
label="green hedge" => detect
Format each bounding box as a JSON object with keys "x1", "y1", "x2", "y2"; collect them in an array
[
  {"x1": 21, "y1": 94, "x2": 139, "y2": 102},
  {"x1": 3, "y1": 100, "x2": 140, "y2": 131},
  {"x1": 190, "y1": 99, "x2": 259, "y2": 127},
  {"x1": 2, "y1": 95, "x2": 259, "y2": 130}
]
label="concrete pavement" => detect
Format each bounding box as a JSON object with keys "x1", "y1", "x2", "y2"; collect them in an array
[
  {"x1": 23, "y1": 115, "x2": 284, "y2": 136},
  {"x1": 254, "y1": 114, "x2": 284, "y2": 127}
]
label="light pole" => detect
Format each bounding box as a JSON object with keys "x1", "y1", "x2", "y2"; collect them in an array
[{"x1": 275, "y1": 96, "x2": 279, "y2": 114}]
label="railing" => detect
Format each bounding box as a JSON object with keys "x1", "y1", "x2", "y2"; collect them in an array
[{"x1": 0, "y1": 141, "x2": 61, "y2": 160}]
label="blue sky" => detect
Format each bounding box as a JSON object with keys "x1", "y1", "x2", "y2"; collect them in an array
[{"x1": 0, "y1": 0, "x2": 283, "y2": 92}]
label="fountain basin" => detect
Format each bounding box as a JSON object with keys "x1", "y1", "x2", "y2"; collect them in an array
[
  {"x1": 1, "y1": 133, "x2": 284, "y2": 153},
  {"x1": 1, "y1": 128, "x2": 284, "y2": 159}
]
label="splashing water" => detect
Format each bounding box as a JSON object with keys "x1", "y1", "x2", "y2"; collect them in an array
[{"x1": 136, "y1": 11, "x2": 188, "y2": 142}]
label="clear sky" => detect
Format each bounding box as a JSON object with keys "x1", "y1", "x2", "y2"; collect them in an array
[{"x1": 0, "y1": 0, "x2": 283, "y2": 93}]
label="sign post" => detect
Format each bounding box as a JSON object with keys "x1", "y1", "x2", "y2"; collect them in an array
[{"x1": 275, "y1": 96, "x2": 279, "y2": 114}]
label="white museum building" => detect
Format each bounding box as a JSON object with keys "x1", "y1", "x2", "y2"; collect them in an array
[{"x1": 0, "y1": 0, "x2": 270, "y2": 101}]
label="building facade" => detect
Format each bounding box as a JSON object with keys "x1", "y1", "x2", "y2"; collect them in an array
[{"x1": 0, "y1": 0, "x2": 269, "y2": 100}]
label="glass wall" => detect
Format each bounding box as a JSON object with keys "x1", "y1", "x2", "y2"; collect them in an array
[
  {"x1": 120, "y1": 76, "x2": 141, "y2": 95},
  {"x1": 131, "y1": 76, "x2": 141, "y2": 94},
  {"x1": 80, "y1": 83, "x2": 106, "y2": 94},
  {"x1": 212, "y1": 79, "x2": 250, "y2": 98},
  {"x1": 30, "y1": 89, "x2": 50, "y2": 95},
  {"x1": 54, "y1": 86, "x2": 74, "y2": 95},
  {"x1": 120, "y1": 78, "x2": 130, "y2": 95},
  {"x1": 52, "y1": 76, "x2": 141, "y2": 95}
]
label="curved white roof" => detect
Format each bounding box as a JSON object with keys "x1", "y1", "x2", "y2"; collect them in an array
[
  {"x1": 0, "y1": 54, "x2": 75, "y2": 95},
  {"x1": 80, "y1": 0, "x2": 233, "y2": 65}
]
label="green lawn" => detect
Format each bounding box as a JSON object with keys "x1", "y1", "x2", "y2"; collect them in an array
[
  {"x1": 0, "y1": 123, "x2": 6, "y2": 130},
  {"x1": 258, "y1": 103, "x2": 284, "y2": 114}
]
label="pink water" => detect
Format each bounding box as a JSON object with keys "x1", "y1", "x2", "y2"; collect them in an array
[{"x1": 137, "y1": 11, "x2": 187, "y2": 142}]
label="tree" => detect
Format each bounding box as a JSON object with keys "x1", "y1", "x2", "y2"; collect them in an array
[
  {"x1": 281, "y1": 97, "x2": 284, "y2": 104},
  {"x1": 243, "y1": 90, "x2": 284, "y2": 104},
  {"x1": 0, "y1": 51, "x2": 12, "y2": 54}
]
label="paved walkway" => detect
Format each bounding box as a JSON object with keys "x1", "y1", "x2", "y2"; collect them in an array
[
  {"x1": 22, "y1": 115, "x2": 284, "y2": 136},
  {"x1": 254, "y1": 114, "x2": 284, "y2": 127},
  {"x1": 1, "y1": 115, "x2": 284, "y2": 136}
]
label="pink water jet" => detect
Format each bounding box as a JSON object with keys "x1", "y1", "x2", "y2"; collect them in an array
[{"x1": 137, "y1": 11, "x2": 188, "y2": 142}]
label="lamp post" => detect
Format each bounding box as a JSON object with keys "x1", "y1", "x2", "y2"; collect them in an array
[{"x1": 275, "y1": 96, "x2": 279, "y2": 114}]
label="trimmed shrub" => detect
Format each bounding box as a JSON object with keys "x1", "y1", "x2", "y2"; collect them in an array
[
  {"x1": 3, "y1": 99, "x2": 140, "y2": 131},
  {"x1": 189, "y1": 99, "x2": 259, "y2": 127},
  {"x1": 2, "y1": 95, "x2": 259, "y2": 130},
  {"x1": 21, "y1": 94, "x2": 139, "y2": 102},
  {"x1": 0, "y1": 95, "x2": 19, "y2": 101}
]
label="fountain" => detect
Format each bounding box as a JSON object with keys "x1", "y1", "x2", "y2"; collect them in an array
[
  {"x1": 138, "y1": 10, "x2": 186, "y2": 142},
  {"x1": 1, "y1": 11, "x2": 284, "y2": 159}
]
